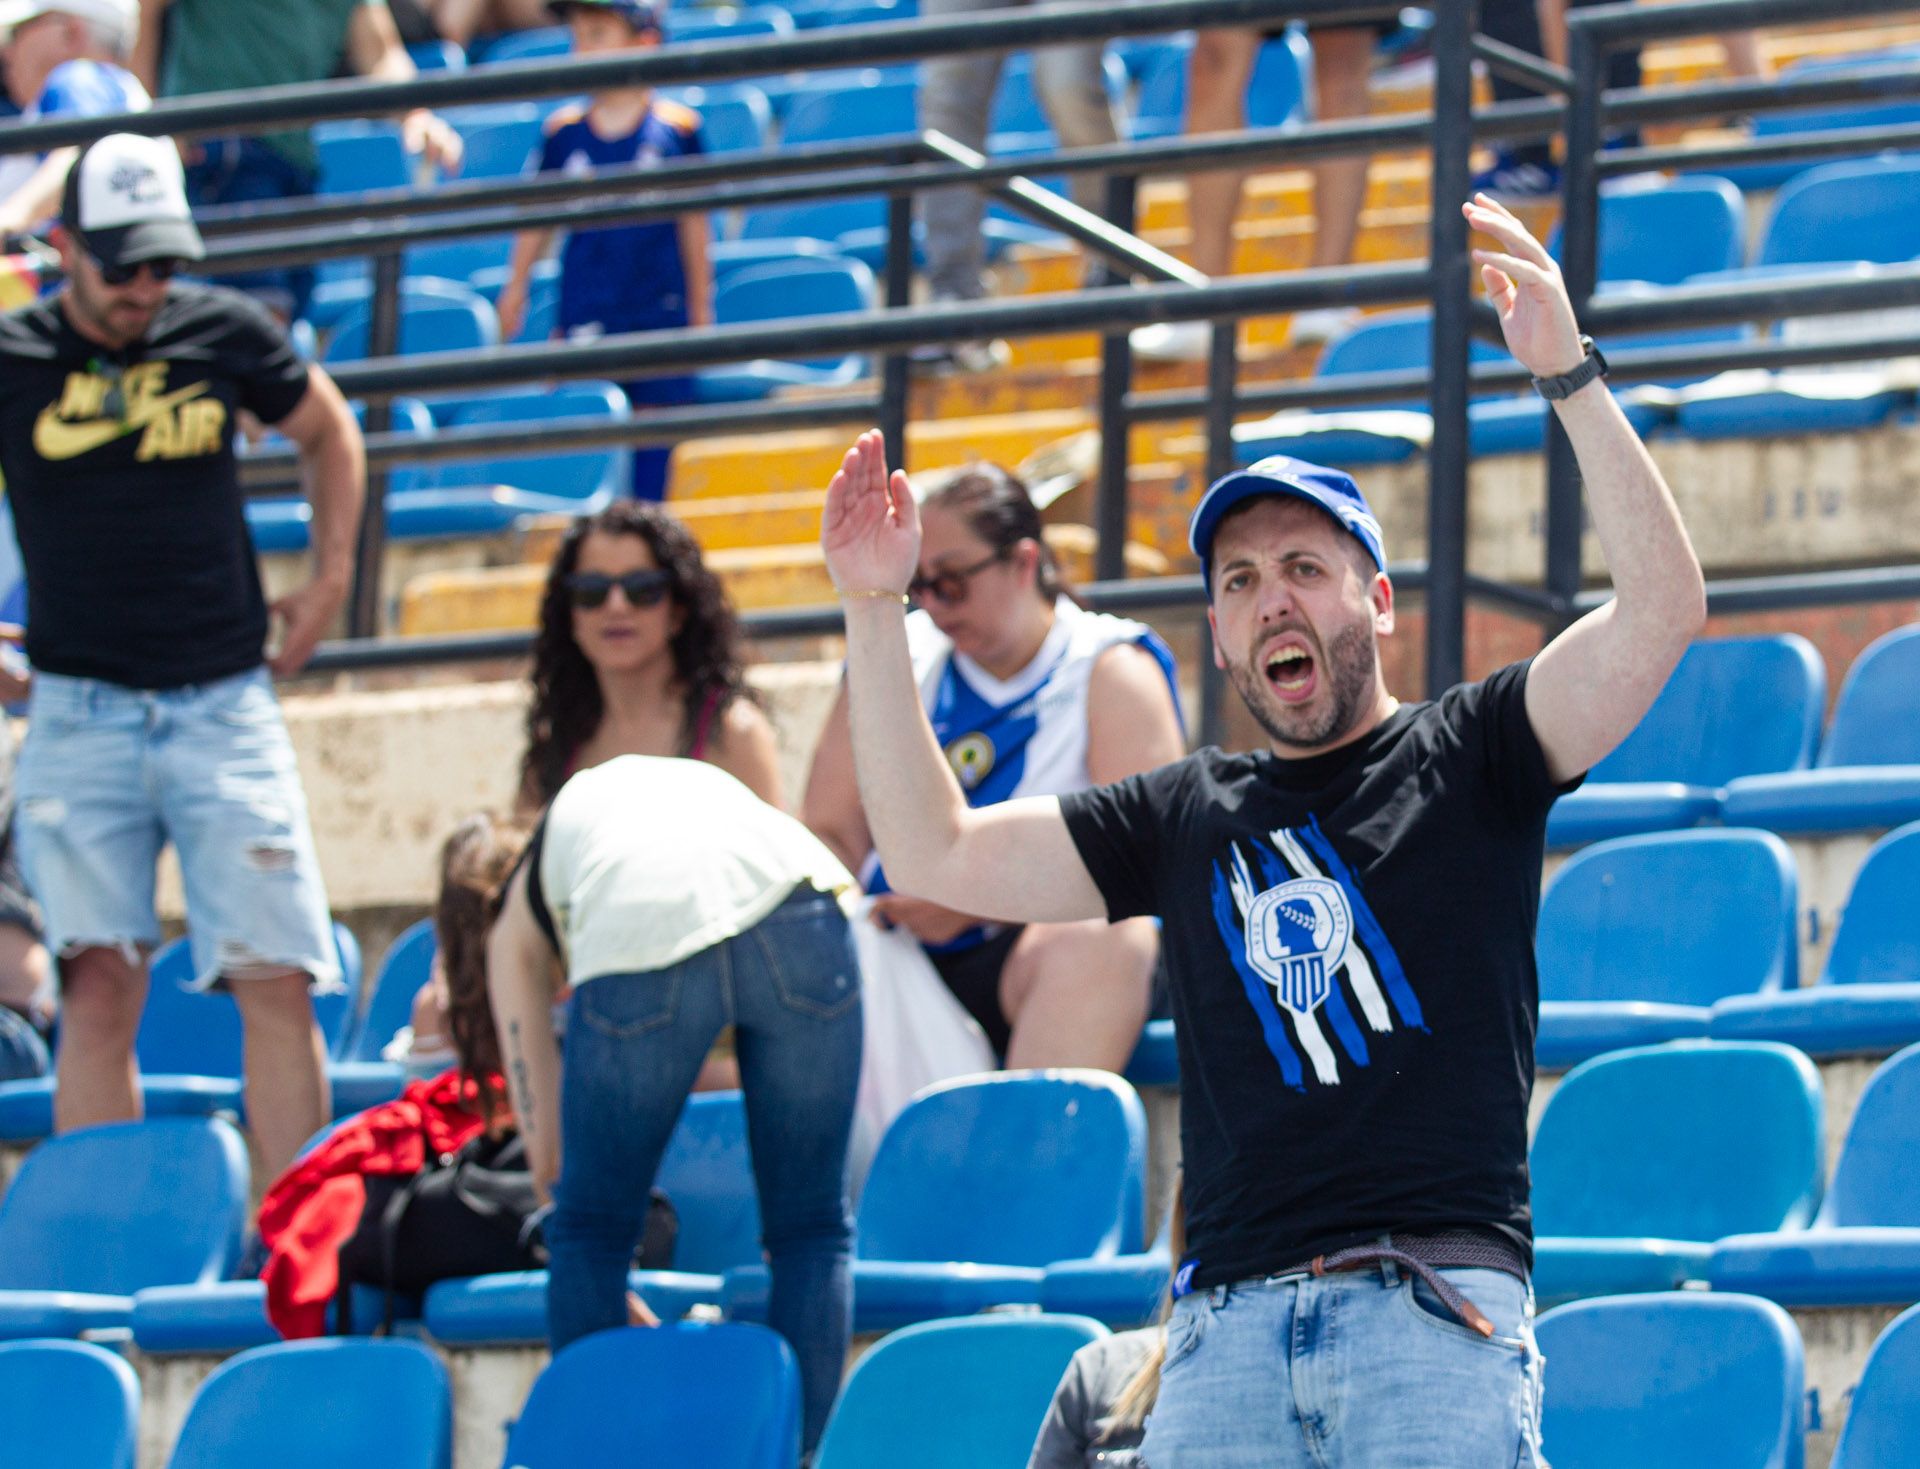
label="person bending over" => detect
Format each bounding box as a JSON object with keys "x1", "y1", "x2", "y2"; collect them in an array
[{"x1": 456, "y1": 756, "x2": 861, "y2": 1453}]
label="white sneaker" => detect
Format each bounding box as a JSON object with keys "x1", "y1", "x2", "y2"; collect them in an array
[
  {"x1": 1129, "y1": 320, "x2": 1214, "y2": 362},
  {"x1": 1288, "y1": 306, "x2": 1363, "y2": 347}
]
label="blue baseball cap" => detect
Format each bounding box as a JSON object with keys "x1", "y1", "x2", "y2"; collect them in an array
[
  {"x1": 547, "y1": 0, "x2": 661, "y2": 27},
  {"x1": 1189, "y1": 455, "x2": 1387, "y2": 596}
]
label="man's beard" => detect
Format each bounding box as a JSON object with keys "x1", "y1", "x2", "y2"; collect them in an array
[{"x1": 1227, "y1": 616, "x2": 1379, "y2": 750}]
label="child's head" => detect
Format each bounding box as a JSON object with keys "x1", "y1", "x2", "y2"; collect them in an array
[{"x1": 548, "y1": 0, "x2": 661, "y2": 53}]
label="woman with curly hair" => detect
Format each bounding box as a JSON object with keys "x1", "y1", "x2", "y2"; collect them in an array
[{"x1": 519, "y1": 501, "x2": 781, "y2": 811}]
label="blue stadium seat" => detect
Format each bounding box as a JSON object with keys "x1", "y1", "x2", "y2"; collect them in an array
[
  {"x1": 1722, "y1": 623, "x2": 1920, "y2": 834},
  {"x1": 1534, "y1": 829, "x2": 1799, "y2": 1070},
  {"x1": 1706, "y1": 48, "x2": 1920, "y2": 191},
  {"x1": 780, "y1": 77, "x2": 917, "y2": 145},
  {"x1": 1123, "y1": 1016, "x2": 1177, "y2": 1087},
  {"x1": 0, "y1": 1117, "x2": 248, "y2": 1339},
  {"x1": 425, "y1": 1090, "x2": 758, "y2": 1344},
  {"x1": 1709, "y1": 1041, "x2": 1920, "y2": 1306},
  {"x1": 1035, "y1": 1246, "x2": 1171, "y2": 1329},
  {"x1": 665, "y1": 6, "x2": 795, "y2": 44},
  {"x1": 247, "y1": 398, "x2": 435, "y2": 554},
  {"x1": 1529, "y1": 1041, "x2": 1824, "y2": 1309},
  {"x1": 1130, "y1": 30, "x2": 1310, "y2": 141},
  {"x1": 167, "y1": 1338, "x2": 450, "y2": 1469},
  {"x1": 687, "y1": 88, "x2": 774, "y2": 153},
  {"x1": 403, "y1": 235, "x2": 517, "y2": 286},
  {"x1": 1758, "y1": 155, "x2": 1920, "y2": 267},
  {"x1": 1711, "y1": 822, "x2": 1920, "y2": 1057},
  {"x1": 406, "y1": 39, "x2": 465, "y2": 72},
  {"x1": 1535, "y1": 1294, "x2": 1806, "y2": 1469},
  {"x1": 325, "y1": 919, "x2": 443, "y2": 1116},
  {"x1": 697, "y1": 257, "x2": 875, "y2": 401},
  {"x1": 0, "y1": 929, "x2": 359, "y2": 1141},
  {"x1": 453, "y1": 113, "x2": 542, "y2": 180},
  {"x1": 1831, "y1": 1303, "x2": 1920, "y2": 1469},
  {"x1": 1546, "y1": 634, "x2": 1825, "y2": 847},
  {"x1": 131, "y1": 1281, "x2": 279, "y2": 1355},
  {"x1": 0, "y1": 1339, "x2": 140, "y2": 1469},
  {"x1": 710, "y1": 236, "x2": 841, "y2": 281},
  {"x1": 1230, "y1": 308, "x2": 1677, "y2": 466},
  {"x1": 414, "y1": 381, "x2": 633, "y2": 524},
  {"x1": 725, "y1": 1071, "x2": 1146, "y2": 1332},
  {"x1": 323, "y1": 286, "x2": 500, "y2": 362},
  {"x1": 813, "y1": 1315, "x2": 1107, "y2": 1469},
  {"x1": 784, "y1": 0, "x2": 915, "y2": 27},
  {"x1": 313, "y1": 121, "x2": 412, "y2": 196},
  {"x1": 1549, "y1": 176, "x2": 1745, "y2": 288},
  {"x1": 503, "y1": 1324, "x2": 798, "y2": 1469},
  {"x1": 475, "y1": 26, "x2": 570, "y2": 64}
]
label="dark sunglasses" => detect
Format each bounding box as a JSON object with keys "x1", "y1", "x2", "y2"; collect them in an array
[
  {"x1": 908, "y1": 549, "x2": 1008, "y2": 608},
  {"x1": 566, "y1": 569, "x2": 673, "y2": 610},
  {"x1": 94, "y1": 255, "x2": 185, "y2": 287}
]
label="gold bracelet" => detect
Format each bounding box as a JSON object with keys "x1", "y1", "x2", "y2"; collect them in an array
[{"x1": 838, "y1": 587, "x2": 908, "y2": 604}]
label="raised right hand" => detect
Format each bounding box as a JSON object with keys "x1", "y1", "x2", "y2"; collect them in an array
[{"x1": 821, "y1": 429, "x2": 918, "y2": 598}]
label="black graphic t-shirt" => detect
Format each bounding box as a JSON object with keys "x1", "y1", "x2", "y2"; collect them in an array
[
  {"x1": 1060, "y1": 661, "x2": 1573, "y2": 1290},
  {"x1": 0, "y1": 284, "x2": 311, "y2": 689}
]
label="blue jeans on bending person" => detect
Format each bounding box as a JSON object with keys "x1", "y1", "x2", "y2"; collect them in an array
[
  {"x1": 1141, "y1": 1263, "x2": 1546, "y2": 1468},
  {"x1": 545, "y1": 885, "x2": 862, "y2": 1452}
]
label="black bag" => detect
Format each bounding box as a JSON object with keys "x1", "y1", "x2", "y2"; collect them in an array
[{"x1": 334, "y1": 1129, "x2": 678, "y2": 1333}]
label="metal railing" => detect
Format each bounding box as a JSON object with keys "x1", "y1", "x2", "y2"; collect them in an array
[{"x1": 9, "y1": 0, "x2": 1920, "y2": 720}]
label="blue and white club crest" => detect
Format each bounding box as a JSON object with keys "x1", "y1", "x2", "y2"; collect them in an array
[{"x1": 1243, "y1": 877, "x2": 1353, "y2": 1018}]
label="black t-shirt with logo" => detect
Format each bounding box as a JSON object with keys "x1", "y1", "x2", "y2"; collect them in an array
[
  {"x1": 1060, "y1": 661, "x2": 1574, "y2": 1290},
  {"x1": 0, "y1": 284, "x2": 310, "y2": 689}
]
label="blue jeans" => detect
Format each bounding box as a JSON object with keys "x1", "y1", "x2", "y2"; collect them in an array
[
  {"x1": 1142, "y1": 1264, "x2": 1546, "y2": 1468},
  {"x1": 546, "y1": 886, "x2": 862, "y2": 1452}
]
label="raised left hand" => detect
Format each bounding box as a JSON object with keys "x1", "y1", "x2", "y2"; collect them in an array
[
  {"x1": 1465, "y1": 193, "x2": 1588, "y2": 381},
  {"x1": 269, "y1": 574, "x2": 350, "y2": 676}
]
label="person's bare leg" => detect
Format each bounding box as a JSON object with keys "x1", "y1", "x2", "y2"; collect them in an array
[
  {"x1": 998, "y1": 917, "x2": 1158, "y2": 1073},
  {"x1": 1307, "y1": 26, "x2": 1375, "y2": 270},
  {"x1": 230, "y1": 969, "x2": 329, "y2": 1179},
  {"x1": 1184, "y1": 28, "x2": 1263, "y2": 278},
  {"x1": 1720, "y1": 30, "x2": 1767, "y2": 80},
  {"x1": 53, "y1": 945, "x2": 147, "y2": 1133}
]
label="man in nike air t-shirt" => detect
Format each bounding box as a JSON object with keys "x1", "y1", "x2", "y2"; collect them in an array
[
  {"x1": 0, "y1": 134, "x2": 366, "y2": 1177},
  {"x1": 822, "y1": 193, "x2": 1709, "y2": 1467}
]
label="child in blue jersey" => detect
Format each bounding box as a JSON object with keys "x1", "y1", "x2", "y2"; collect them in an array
[{"x1": 498, "y1": 0, "x2": 712, "y2": 501}]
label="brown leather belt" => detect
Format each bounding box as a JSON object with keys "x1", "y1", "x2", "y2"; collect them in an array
[{"x1": 1257, "y1": 1229, "x2": 1528, "y2": 1339}]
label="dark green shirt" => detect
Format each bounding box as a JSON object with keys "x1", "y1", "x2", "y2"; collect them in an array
[{"x1": 160, "y1": 0, "x2": 383, "y2": 173}]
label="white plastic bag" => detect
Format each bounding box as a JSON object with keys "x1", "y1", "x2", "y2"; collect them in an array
[{"x1": 848, "y1": 898, "x2": 998, "y2": 1191}]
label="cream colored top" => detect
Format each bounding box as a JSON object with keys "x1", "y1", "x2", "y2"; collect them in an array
[{"x1": 533, "y1": 755, "x2": 855, "y2": 983}]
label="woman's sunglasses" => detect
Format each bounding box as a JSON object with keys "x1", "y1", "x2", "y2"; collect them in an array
[
  {"x1": 566, "y1": 570, "x2": 672, "y2": 610},
  {"x1": 94, "y1": 256, "x2": 185, "y2": 287},
  {"x1": 907, "y1": 549, "x2": 1007, "y2": 608}
]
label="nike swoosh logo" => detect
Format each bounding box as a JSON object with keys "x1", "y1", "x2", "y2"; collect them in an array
[{"x1": 32, "y1": 381, "x2": 214, "y2": 461}]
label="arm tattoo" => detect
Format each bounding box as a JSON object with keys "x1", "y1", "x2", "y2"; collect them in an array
[{"x1": 507, "y1": 1018, "x2": 534, "y2": 1129}]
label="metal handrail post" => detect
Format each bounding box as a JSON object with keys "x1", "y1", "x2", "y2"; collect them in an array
[
  {"x1": 881, "y1": 192, "x2": 914, "y2": 474},
  {"x1": 1541, "y1": 17, "x2": 1607, "y2": 642},
  {"x1": 349, "y1": 251, "x2": 402, "y2": 639},
  {"x1": 1423, "y1": 0, "x2": 1477, "y2": 693},
  {"x1": 1094, "y1": 173, "x2": 1138, "y2": 586}
]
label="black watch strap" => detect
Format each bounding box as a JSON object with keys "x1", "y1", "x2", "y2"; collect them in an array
[{"x1": 1531, "y1": 335, "x2": 1608, "y2": 401}]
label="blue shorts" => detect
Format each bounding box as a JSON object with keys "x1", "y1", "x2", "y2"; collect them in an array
[{"x1": 14, "y1": 668, "x2": 340, "y2": 993}]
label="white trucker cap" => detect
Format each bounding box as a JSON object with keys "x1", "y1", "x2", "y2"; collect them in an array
[{"x1": 59, "y1": 132, "x2": 205, "y2": 269}]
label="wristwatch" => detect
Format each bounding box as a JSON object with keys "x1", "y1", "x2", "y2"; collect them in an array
[{"x1": 1531, "y1": 335, "x2": 1608, "y2": 401}]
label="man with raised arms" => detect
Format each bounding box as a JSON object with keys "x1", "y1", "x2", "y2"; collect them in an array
[{"x1": 819, "y1": 194, "x2": 1707, "y2": 1465}]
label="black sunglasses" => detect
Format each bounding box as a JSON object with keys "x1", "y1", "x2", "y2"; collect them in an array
[
  {"x1": 566, "y1": 569, "x2": 673, "y2": 610},
  {"x1": 908, "y1": 549, "x2": 1008, "y2": 607},
  {"x1": 94, "y1": 255, "x2": 185, "y2": 287}
]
